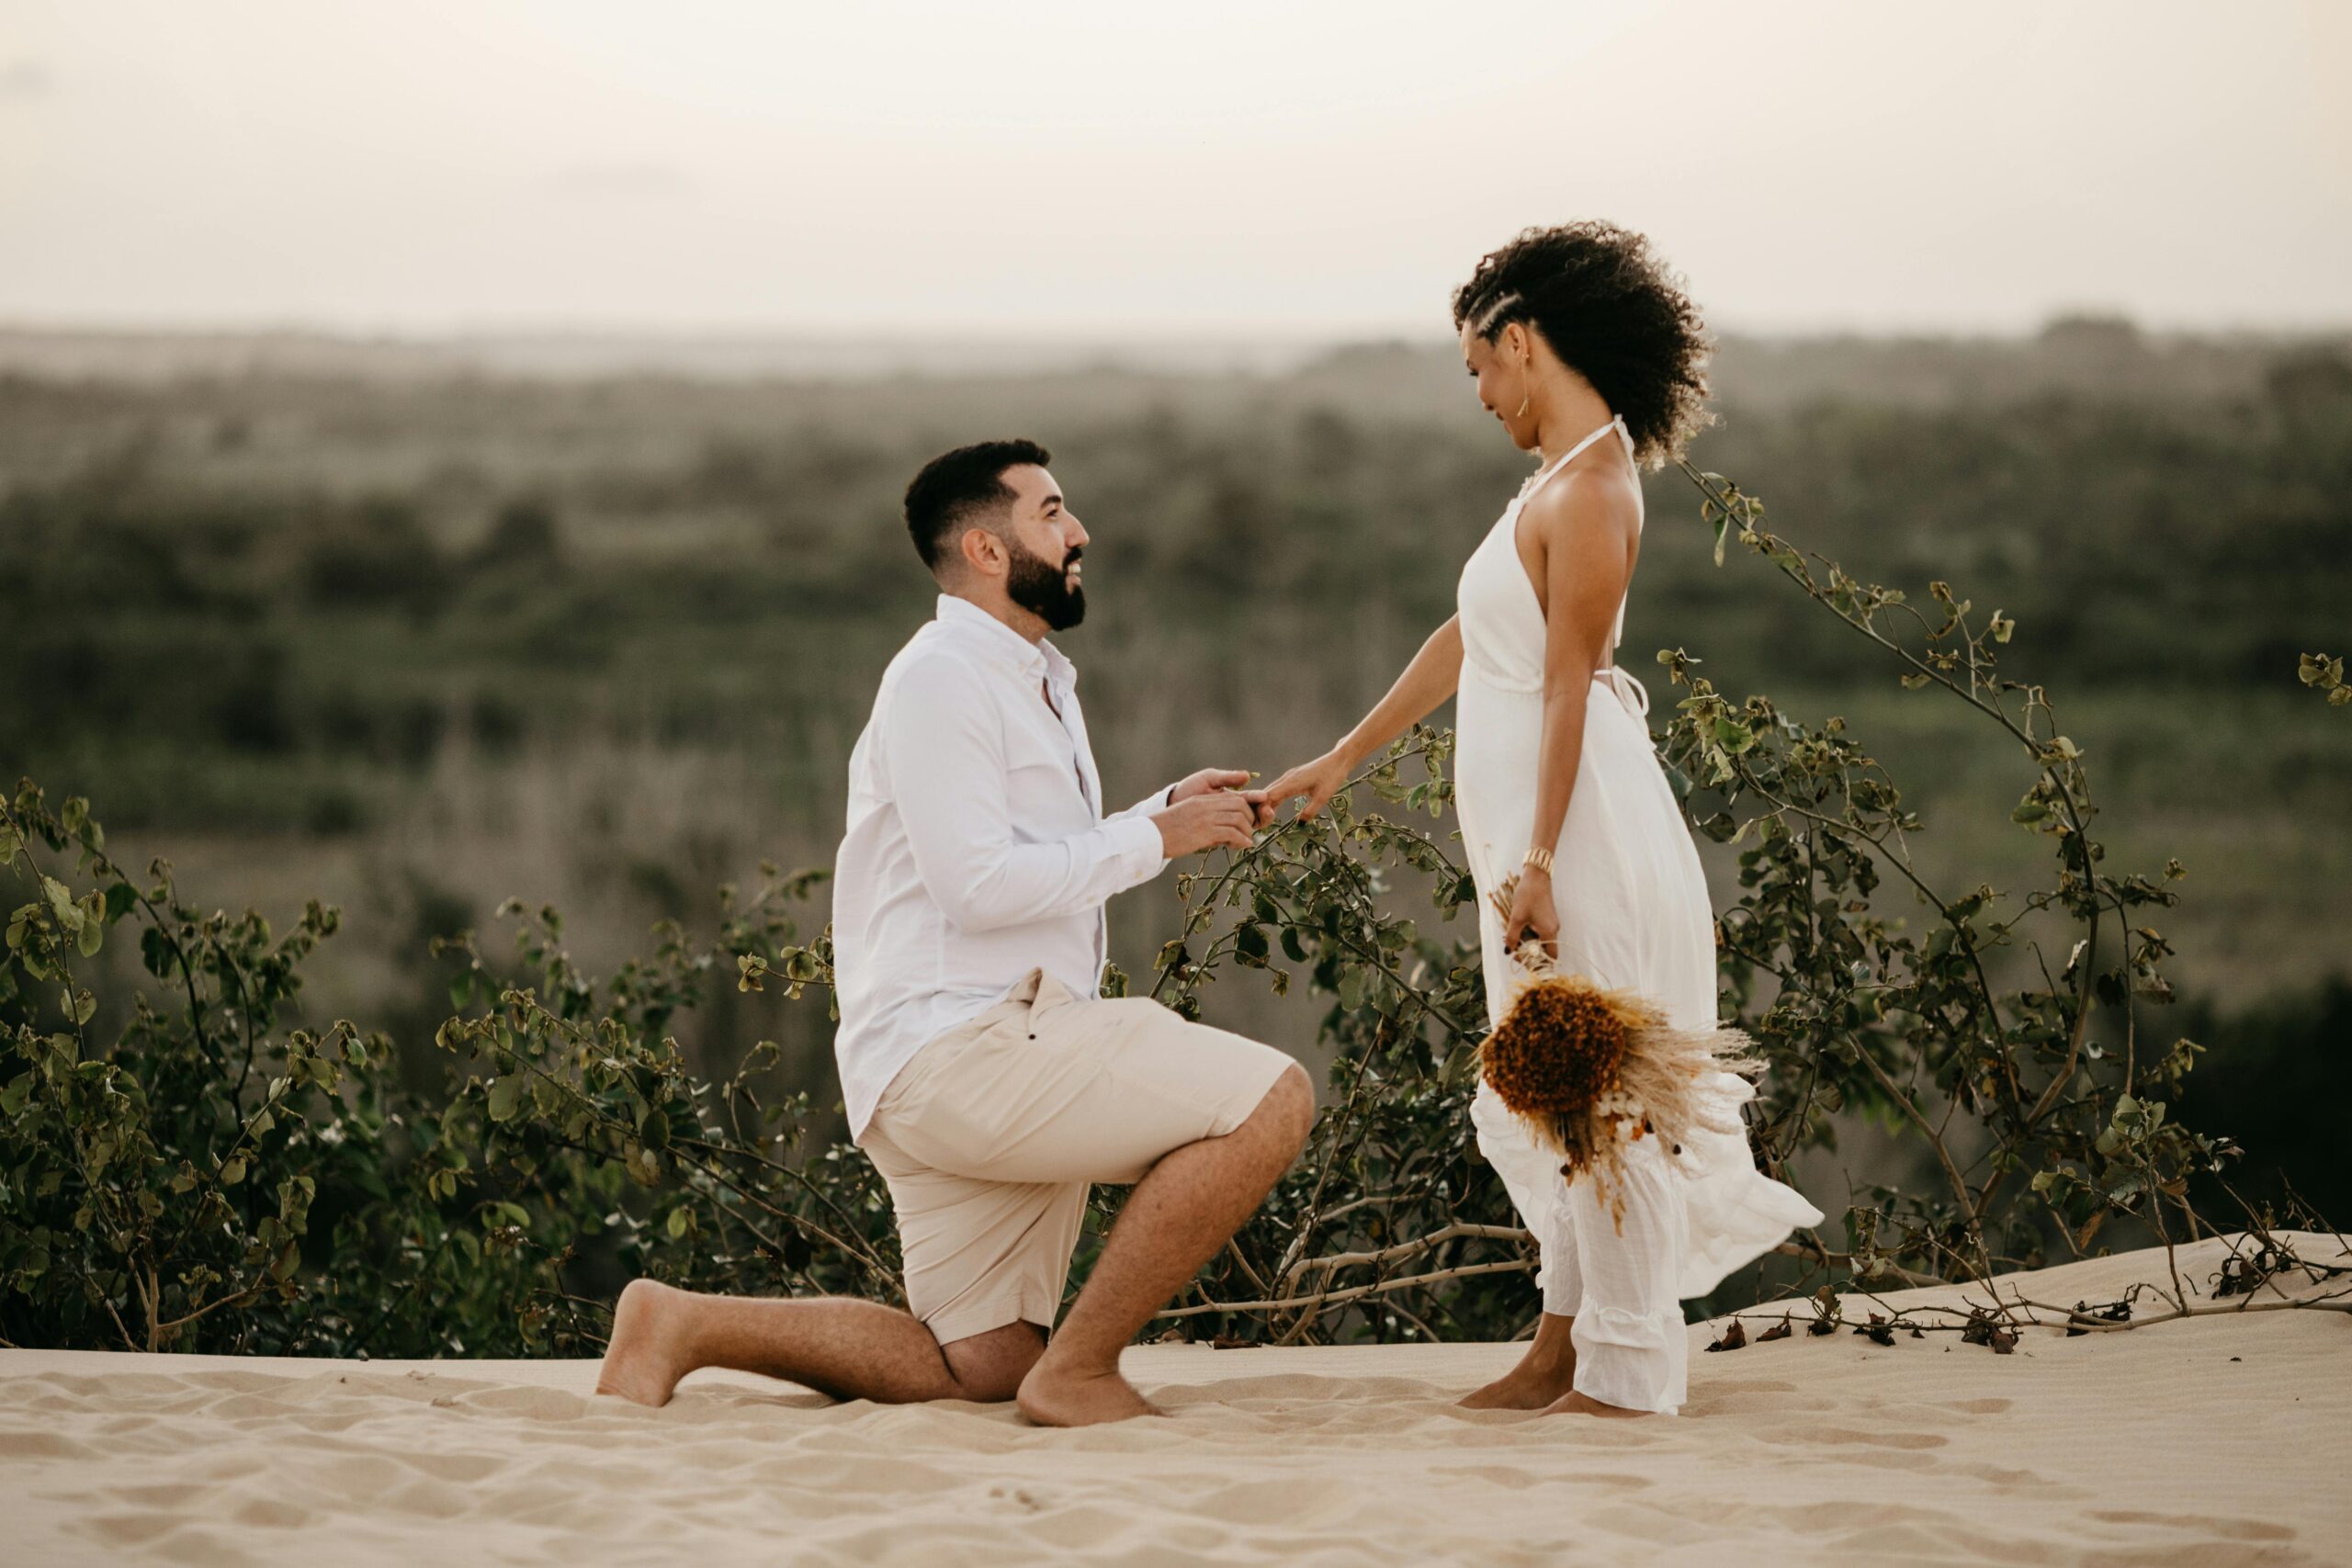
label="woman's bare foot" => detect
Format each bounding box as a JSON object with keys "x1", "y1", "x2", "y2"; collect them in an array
[
  {"x1": 1015, "y1": 1357, "x2": 1164, "y2": 1427},
  {"x1": 1541, "y1": 1388, "x2": 1654, "y2": 1418},
  {"x1": 1458, "y1": 1349, "x2": 1577, "y2": 1410},
  {"x1": 594, "y1": 1279, "x2": 696, "y2": 1406}
]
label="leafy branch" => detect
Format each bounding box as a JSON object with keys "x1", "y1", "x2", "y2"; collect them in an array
[{"x1": 5, "y1": 451, "x2": 2336, "y2": 1357}]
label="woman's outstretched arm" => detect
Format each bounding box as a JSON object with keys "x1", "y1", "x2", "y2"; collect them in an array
[{"x1": 1258, "y1": 616, "x2": 1464, "y2": 821}]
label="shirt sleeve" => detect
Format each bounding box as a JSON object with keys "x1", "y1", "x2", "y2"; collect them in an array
[{"x1": 884, "y1": 654, "x2": 1167, "y2": 932}]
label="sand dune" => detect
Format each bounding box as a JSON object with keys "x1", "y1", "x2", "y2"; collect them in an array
[{"x1": 3, "y1": 1235, "x2": 2346, "y2": 1566}]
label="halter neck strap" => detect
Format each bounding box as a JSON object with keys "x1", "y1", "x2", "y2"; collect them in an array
[{"x1": 1519, "y1": 413, "x2": 1631, "y2": 497}]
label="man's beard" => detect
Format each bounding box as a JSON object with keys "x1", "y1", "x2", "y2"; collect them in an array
[{"x1": 1005, "y1": 537, "x2": 1086, "y2": 631}]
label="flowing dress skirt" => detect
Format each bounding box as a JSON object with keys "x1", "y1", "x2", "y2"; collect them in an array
[{"x1": 1454, "y1": 665, "x2": 1824, "y2": 1413}]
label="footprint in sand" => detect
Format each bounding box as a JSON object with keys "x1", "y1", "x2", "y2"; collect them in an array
[
  {"x1": 1188, "y1": 1475, "x2": 1355, "y2": 1527},
  {"x1": 395, "y1": 1449, "x2": 511, "y2": 1484},
  {"x1": 228, "y1": 1495, "x2": 319, "y2": 1529},
  {"x1": 2072, "y1": 1540, "x2": 2322, "y2": 1568},
  {"x1": 0, "y1": 1428, "x2": 101, "y2": 1460},
  {"x1": 82, "y1": 1510, "x2": 190, "y2": 1548},
  {"x1": 2086, "y1": 1508, "x2": 2297, "y2": 1542},
  {"x1": 1949, "y1": 1459, "x2": 2077, "y2": 1495},
  {"x1": 112, "y1": 1483, "x2": 215, "y2": 1509},
  {"x1": 1431, "y1": 1463, "x2": 1655, "y2": 1495},
  {"x1": 1757, "y1": 1424, "x2": 1950, "y2": 1450}
]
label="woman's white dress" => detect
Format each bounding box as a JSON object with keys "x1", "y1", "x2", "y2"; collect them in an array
[{"x1": 1453, "y1": 414, "x2": 1824, "y2": 1415}]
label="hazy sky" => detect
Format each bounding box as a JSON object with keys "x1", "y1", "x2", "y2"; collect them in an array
[{"x1": 3, "y1": 1, "x2": 2346, "y2": 338}]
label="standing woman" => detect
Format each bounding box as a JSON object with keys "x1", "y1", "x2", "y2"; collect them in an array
[{"x1": 1260, "y1": 222, "x2": 1821, "y2": 1416}]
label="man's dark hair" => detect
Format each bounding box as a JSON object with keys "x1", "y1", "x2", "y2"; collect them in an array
[
  {"x1": 903, "y1": 438, "x2": 1052, "y2": 571},
  {"x1": 1451, "y1": 221, "x2": 1712, "y2": 468}
]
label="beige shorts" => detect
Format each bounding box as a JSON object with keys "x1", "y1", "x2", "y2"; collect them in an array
[{"x1": 861, "y1": 967, "x2": 1302, "y2": 1345}]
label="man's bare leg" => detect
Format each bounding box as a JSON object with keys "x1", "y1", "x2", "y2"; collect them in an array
[
  {"x1": 1016, "y1": 1065, "x2": 1316, "y2": 1427},
  {"x1": 594, "y1": 1281, "x2": 1044, "y2": 1406},
  {"x1": 1458, "y1": 1312, "x2": 1577, "y2": 1409}
]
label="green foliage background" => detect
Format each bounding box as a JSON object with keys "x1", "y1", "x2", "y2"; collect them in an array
[{"x1": 1, "y1": 321, "x2": 2347, "y2": 1354}]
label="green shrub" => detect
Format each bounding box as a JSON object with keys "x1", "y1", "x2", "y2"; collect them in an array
[
  {"x1": 4, "y1": 462, "x2": 2329, "y2": 1355},
  {"x1": 0, "y1": 786, "x2": 559, "y2": 1353}
]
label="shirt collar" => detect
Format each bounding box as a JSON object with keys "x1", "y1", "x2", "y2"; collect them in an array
[{"x1": 933, "y1": 593, "x2": 1078, "y2": 686}]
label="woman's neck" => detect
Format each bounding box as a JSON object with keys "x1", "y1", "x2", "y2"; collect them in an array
[{"x1": 1532, "y1": 379, "x2": 1618, "y2": 466}]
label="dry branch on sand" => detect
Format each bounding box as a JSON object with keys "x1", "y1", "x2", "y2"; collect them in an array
[{"x1": 1702, "y1": 1228, "x2": 2351, "y2": 1357}]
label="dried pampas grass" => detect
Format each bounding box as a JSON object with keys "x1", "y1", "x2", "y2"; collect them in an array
[{"x1": 1481, "y1": 876, "x2": 1758, "y2": 1222}]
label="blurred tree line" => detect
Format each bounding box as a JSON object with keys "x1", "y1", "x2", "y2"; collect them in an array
[
  {"x1": 6, "y1": 387, "x2": 2342, "y2": 1352},
  {"x1": 0, "y1": 321, "x2": 2346, "y2": 1165},
  {"x1": 4, "y1": 324, "x2": 2346, "y2": 815}
]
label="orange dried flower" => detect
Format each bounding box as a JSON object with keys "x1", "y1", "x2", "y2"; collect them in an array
[
  {"x1": 1481, "y1": 874, "x2": 1763, "y2": 1223},
  {"x1": 1483, "y1": 975, "x2": 1631, "y2": 1121}
]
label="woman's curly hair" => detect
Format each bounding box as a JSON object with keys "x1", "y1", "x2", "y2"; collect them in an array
[{"x1": 1452, "y1": 221, "x2": 1713, "y2": 468}]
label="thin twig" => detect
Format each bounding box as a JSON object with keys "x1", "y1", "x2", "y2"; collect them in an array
[{"x1": 1153, "y1": 1258, "x2": 1535, "y2": 1320}]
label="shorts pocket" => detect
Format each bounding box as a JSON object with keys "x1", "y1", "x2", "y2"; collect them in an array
[{"x1": 897, "y1": 1030, "x2": 1114, "y2": 1178}]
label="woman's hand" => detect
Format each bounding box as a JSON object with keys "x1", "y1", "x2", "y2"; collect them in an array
[
  {"x1": 1502, "y1": 863, "x2": 1559, "y2": 963},
  {"x1": 1253, "y1": 750, "x2": 1352, "y2": 826},
  {"x1": 1257, "y1": 617, "x2": 1462, "y2": 829}
]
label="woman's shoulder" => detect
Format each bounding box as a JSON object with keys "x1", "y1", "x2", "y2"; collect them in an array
[{"x1": 1517, "y1": 459, "x2": 1641, "y2": 545}]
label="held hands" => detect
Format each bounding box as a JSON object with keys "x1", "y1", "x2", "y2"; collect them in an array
[
  {"x1": 1501, "y1": 863, "x2": 1560, "y2": 964},
  {"x1": 1252, "y1": 750, "x2": 1351, "y2": 827},
  {"x1": 1170, "y1": 767, "x2": 1258, "y2": 806},
  {"x1": 1152, "y1": 768, "x2": 1265, "y2": 858}
]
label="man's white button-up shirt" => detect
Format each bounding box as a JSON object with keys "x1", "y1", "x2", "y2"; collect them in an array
[{"x1": 831, "y1": 594, "x2": 1173, "y2": 1139}]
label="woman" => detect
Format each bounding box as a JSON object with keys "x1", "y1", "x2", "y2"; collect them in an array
[{"x1": 1259, "y1": 222, "x2": 1821, "y2": 1417}]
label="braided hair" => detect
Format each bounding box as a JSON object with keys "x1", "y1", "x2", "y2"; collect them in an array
[{"x1": 1451, "y1": 222, "x2": 1713, "y2": 468}]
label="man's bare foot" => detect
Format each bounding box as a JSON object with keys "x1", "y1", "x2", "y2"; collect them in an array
[
  {"x1": 1541, "y1": 1388, "x2": 1654, "y2": 1418},
  {"x1": 594, "y1": 1279, "x2": 695, "y2": 1407},
  {"x1": 1015, "y1": 1358, "x2": 1164, "y2": 1427},
  {"x1": 1457, "y1": 1352, "x2": 1577, "y2": 1410}
]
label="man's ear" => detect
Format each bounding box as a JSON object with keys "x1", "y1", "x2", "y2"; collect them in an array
[{"x1": 957, "y1": 525, "x2": 1005, "y2": 580}]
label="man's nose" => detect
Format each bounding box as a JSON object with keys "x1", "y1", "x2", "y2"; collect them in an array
[{"x1": 1067, "y1": 514, "x2": 1089, "y2": 548}]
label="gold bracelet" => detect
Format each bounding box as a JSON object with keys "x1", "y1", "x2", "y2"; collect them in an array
[{"x1": 1522, "y1": 846, "x2": 1554, "y2": 874}]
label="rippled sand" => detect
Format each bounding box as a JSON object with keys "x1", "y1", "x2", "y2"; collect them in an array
[{"x1": 3, "y1": 1235, "x2": 2346, "y2": 1566}]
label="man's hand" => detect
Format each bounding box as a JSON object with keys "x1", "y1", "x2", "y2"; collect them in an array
[
  {"x1": 1151, "y1": 790, "x2": 1259, "y2": 858},
  {"x1": 1170, "y1": 767, "x2": 1255, "y2": 805}
]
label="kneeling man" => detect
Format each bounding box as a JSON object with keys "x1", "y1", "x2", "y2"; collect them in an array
[{"x1": 596, "y1": 439, "x2": 1313, "y2": 1426}]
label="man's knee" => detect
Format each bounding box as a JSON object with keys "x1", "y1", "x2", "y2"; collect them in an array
[
  {"x1": 1255, "y1": 1062, "x2": 1317, "y2": 1151},
  {"x1": 939, "y1": 1319, "x2": 1046, "y2": 1403}
]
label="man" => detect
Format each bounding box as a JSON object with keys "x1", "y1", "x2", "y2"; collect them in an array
[{"x1": 595, "y1": 438, "x2": 1314, "y2": 1427}]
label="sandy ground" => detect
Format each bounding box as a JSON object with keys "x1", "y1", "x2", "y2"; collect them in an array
[{"x1": 2, "y1": 1235, "x2": 2346, "y2": 1567}]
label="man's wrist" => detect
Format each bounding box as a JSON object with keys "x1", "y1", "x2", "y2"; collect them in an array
[{"x1": 1114, "y1": 812, "x2": 1171, "y2": 873}]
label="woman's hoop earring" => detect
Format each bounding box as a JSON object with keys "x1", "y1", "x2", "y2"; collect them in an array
[{"x1": 1514, "y1": 357, "x2": 1532, "y2": 422}]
